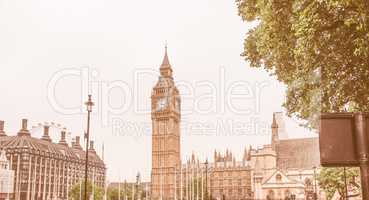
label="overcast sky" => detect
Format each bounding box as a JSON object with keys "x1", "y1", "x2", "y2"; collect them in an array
[{"x1": 0, "y1": 0, "x2": 316, "y2": 182}]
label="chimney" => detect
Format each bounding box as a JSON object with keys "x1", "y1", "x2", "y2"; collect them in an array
[
  {"x1": 59, "y1": 129, "x2": 68, "y2": 146},
  {"x1": 18, "y1": 119, "x2": 30, "y2": 136},
  {"x1": 76, "y1": 136, "x2": 80, "y2": 145},
  {"x1": 72, "y1": 136, "x2": 82, "y2": 150},
  {"x1": 89, "y1": 140, "x2": 96, "y2": 154},
  {"x1": 41, "y1": 126, "x2": 52, "y2": 142},
  {"x1": 0, "y1": 121, "x2": 5, "y2": 136},
  {"x1": 89, "y1": 140, "x2": 94, "y2": 150}
]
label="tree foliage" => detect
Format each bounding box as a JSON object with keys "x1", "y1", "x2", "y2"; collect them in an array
[
  {"x1": 107, "y1": 187, "x2": 123, "y2": 200},
  {"x1": 318, "y1": 167, "x2": 360, "y2": 200},
  {"x1": 69, "y1": 180, "x2": 104, "y2": 200},
  {"x1": 107, "y1": 183, "x2": 147, "y2": 200},
  {"x1": 236, "y1": 0, "x2": 369, "y2": 127}
]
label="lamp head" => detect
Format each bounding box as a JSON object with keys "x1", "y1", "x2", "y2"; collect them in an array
[{"x1": 85, "y1": 94, "x2": 94, "y2": 112}]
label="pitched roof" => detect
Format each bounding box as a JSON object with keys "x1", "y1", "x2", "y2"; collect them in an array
[
  {"x1": 276, "y1": 137, "x2": 320, "y2": 169},
  {"x1": 160, "y1": 46, "x2": 171, "y2": 68},
  {"x1": 0, "y1": 134, "x2": 104, "y2": 166},
  {"x1": 262, "y1": 170, "x2": 299, "y2": 185}
]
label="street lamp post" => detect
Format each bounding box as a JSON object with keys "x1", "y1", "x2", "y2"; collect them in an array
[
  {"x1": 204, "y1": 159, "x2": 208, "y2": 200},
  {"x1": 84, "y1": 94, "x2": 94, "y2": 200}
]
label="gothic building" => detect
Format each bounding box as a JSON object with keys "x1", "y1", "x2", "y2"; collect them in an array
[
  {"x1": 208, "y1": 151, "x2": 252, "y2": 200},
  {"x1": 151, "y1": 46, "x2": 181, "y2": 200},
  {"x1": 0, "y1": 119, "x2": 106, "y2": 200},
  {"x1": 150, "y1": 48, "x2": 252, "y2": 200},
  {"x1": 249, "y1": 113, "x2": 322, "y2": 200},
  {"x1": 150, "y1": 48, "x2": 321, "y2": 200}
]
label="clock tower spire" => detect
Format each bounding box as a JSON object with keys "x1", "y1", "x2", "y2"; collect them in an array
[
  {"x1": 151, "y1": 47, "x2": 181, "y2": 200},
  {"x1": 160, "y1": 45, "x2": 173, "y2": 78}
]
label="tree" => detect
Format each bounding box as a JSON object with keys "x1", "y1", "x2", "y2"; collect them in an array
[
  {"x1": 107, "y1": 183, "x2": 147, "y2": 200},
  {"x1": 106, "y1": 187, "x2": 122, "y2": 200},
  {"x1": 318, "y1": 167, "x2": 360, "y2": 200},
  {"x1": 236, "y1": 0, "x2": 369, "y2": 128},
  {"x1": 69, "y1": 180, "x2": 104, "y2": 200}
]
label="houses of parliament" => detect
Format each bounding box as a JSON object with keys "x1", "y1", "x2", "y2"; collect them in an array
[{"x1": 150, "y1": 48, "x2": 322, "y2": 200}]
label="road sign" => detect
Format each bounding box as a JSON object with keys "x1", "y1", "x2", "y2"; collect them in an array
[
  {"x1": 320, "y1": 113, "x2": 359, "y2": 167},
  {"x1": 320, "y1": 112, "x2": 369, "y2": 200}
]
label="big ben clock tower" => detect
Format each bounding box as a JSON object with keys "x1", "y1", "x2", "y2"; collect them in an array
[{"x1": 151, "y1": 46, "x2": 181, "y2": 200}]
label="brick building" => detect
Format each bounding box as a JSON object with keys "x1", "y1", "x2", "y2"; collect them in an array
[
  {"x1": 0, "y1": 119, "x2": 106, "y2": 200},
  {"x1": 0, "y1": 149, "x2": 14, "y2": 200}
]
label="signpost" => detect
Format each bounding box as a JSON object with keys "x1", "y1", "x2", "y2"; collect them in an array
[{"x1": 320, "y1": 112, "x2": 369, "y2": 199}]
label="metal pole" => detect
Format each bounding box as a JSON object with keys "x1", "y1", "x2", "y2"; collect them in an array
[
  {"x1": 196, "y1": 166, "x2": 199, "y2": 200},
  {"x1": 84, "y1": 95, "x2": 94, "y2": 200},
  {"x1": 205, "y1": 160, "x2": 208, "y2": 200},
  {"x1": 313, "y1": 166, "x2": 317, "y2": 200},
  {"x1": 343, "y1": 167, "x2": 348, "y2": 200},
  {"x1": 354, "y1": 113, "x2": 369, "y2": 200},
  {"x1": 80, "y1": 180, "x2": 82, "y2": 200},
  {"x1": 118, "y1": 181, "x2": 121, "y2": 200},
  {"x1": 124, "y1": 180, "x2": 127, "y2": 200},
  {"x1": 84, "y1": 110, "x2": 91, "y2": 200}
]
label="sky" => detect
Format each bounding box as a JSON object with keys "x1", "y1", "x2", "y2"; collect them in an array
[{"x1": 0, "y1": 0, "x2": 316, "y2": 182}]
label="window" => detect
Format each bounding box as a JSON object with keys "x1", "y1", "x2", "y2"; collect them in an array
[
  {"x1": 276, "y1": 174, "x2": 282, "y2": 182},
  {"x1": 267, "y1": 190, "x2": 275, "y2": 199},
  {"x1": 305, "y1": 178, "x2": 312, "y2": 186}
]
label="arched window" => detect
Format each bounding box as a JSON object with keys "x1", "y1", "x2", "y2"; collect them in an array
[
  {"x1": 284, "y1": 189, "x2": 291, "y2": 199},
  {"x1": 305, "y1": 178, "x2": 312, "y2": 186},
  {"x1": 276, "y1": 174, "x2": 282, "y2": 182},
  {"x1": 267, "y1": 190, "x2": 275, "y2": 200}
]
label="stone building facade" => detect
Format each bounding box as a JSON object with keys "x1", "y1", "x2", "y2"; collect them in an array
[
  {"x1": 150, "y1": 48, "x2": 321, "y2": 200},
  {"x1": 207, "y1": 152, "x2": 252, "y2": 200},
  {"x1": 175, "y1": 152, "x2": 252, "y2": 200},
  {"x1": 151, "y1": 46, "x2": 182, "y2": 200},
  {"x1": 150, "y1": 48, "x2": 252, "y2": 200},
  {"x1": 249, "y1": 114, "x2": 322, "y2": 200},
  {"x1": 0, "y1": 149, "x2": 14, "y2": 200},
  {"x1": 0, "y1": 119, "x2": 106, "y2": 200}
]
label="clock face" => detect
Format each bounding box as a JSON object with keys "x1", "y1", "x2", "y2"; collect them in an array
[{"x1": 156, "y1": 98, "x2": 167, "y2": 111}]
